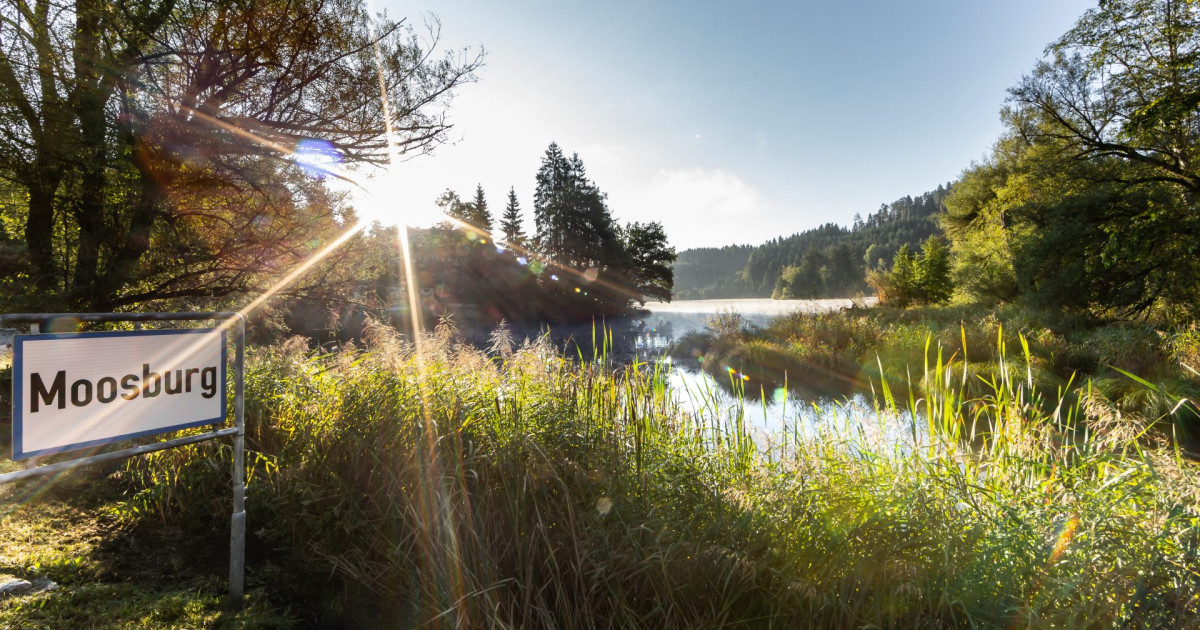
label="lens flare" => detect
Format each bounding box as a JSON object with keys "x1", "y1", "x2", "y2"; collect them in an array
[{"x1": 294, "y1": 139, "x2": 342, "y2": 177}]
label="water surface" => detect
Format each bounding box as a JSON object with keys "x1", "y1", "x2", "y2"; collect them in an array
[{"x1": 635, "y1": 298, "x2": 882, "y2": 436}]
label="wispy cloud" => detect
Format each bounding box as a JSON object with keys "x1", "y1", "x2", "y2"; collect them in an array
[
  {"x1": 578, "y1": 144, "x2": 624, "y2": 165},
  {"x1": 629, "y1": 167, "x2": 764, "y2": 247},
  {"x1": 648, "y1": 167, "x2": 760, "y2": 217}
]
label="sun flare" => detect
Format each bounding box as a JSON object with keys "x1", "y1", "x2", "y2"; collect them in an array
[{"x1": 351, "y1": 167, "x2": 446, "y2": 228}]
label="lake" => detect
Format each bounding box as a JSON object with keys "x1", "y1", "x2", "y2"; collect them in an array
[
  {"x1": 467, "y1": 296, "x2": 912, "y2": 442},
  {"x1": 637, "y1": 298, "x2": 893, "y2": 439},
  {"x1": 636, "y1": 297, "x2": 874, "y2": 351}
]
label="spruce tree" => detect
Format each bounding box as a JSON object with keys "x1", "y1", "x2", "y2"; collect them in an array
[
  {"x1": 532, "y1": 143, "x2": 619, "y2": 268},
  {"x1": 471, "y1": 183, "x2": 493, "y2": 232},
  {"x1": 500, "y1": 187, "x2": 525, "y2": 246},
  {"x1": 533, "y1": 142, "x2": 572, "y2": 261},
  {"x1": 915, "y1": 236, "x2": 953, "y2": 304}
]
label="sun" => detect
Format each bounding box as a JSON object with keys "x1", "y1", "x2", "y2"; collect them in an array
[{"x1": 351, "y1": 166, "x2": 446, "y2": 228}]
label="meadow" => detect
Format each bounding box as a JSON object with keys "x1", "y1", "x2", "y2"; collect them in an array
[{"x1": 3, "y1": 314, "x2": 1196, "y2": 628}]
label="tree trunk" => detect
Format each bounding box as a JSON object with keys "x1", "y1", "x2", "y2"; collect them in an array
[
  {"x1": 25, "y1": 177, "x2": 59, "y2": 287},
  {"x1": 68, "y1": 0, "x2": 112, "y2": 311}
]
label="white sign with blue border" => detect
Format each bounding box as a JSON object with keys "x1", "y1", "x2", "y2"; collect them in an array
[{"x1": 12, "y1": 328, "x2": 226, "y2": 460}]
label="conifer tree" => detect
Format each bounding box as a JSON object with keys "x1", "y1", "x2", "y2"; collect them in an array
[
  {"x1": 471, "y1": 183, "x2": 493, "y2": 232},
  {"x1": 500, "y1": 187, "x2": 525, "y2": 246},
  {"x1": 532, "y1": 143, "x2": 619, "y2": 268},
  {"x1": 915, "y1": 236, "x2": 953, "y2": 304}
]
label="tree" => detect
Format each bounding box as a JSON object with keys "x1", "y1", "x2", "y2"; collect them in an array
[
  {"x1": 405, "y1": 142, "x2": 677, "y2": 319},
  {"x1": 824, "y1": 243, "x2": 857, "y2": 294},
  {"x1": 500, "y1": 187, "x2": 525, "y2": 246},
  {"x1": 533, "y1": 142, "x2": 572, "y2": 262},
  {"x1": 1010, "y1": 0, "x2": 1200, "y2": 195},
  {"x1": 868, "y1": 244, "x2": 918, "y2": 307},
  {"x1": 794, "y1": 250, "x2": 826, "y2": 298},
  {"x1": 943, "y1": 105, "x2": 1200, "y2": 315},
  {"x1": 941, "y1": 148, "x2": 1023, "y2": 305},
  {"x1": 0, "y1": 0, "x2": 482, "y2": 311},
  {"x1": 532, "y1": 143, "x2": 621, "y2": 270},
  {"x1": 621, "y1": 221, "x2": 676, "y2": 304},
  {"x1": 914, "y1": 236, "x2": 953, "y2": 304},
  {"x1": 437, "y1": 189, "x2": 470, "y2": 222},
  {"x1": 470, "y1": 183, "x2": 492, "y2": 233},
  {"x1": 991, "y1": 0, "x2": 1200, "y2": 315}
]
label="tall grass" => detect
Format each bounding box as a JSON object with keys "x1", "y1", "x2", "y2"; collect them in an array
[
  {"x1": 123, "y1": 321, "x2": 1200, "y2": 628},
  {"x1": 678, "y1": 304, "x2": 1200, "y2": 444}
]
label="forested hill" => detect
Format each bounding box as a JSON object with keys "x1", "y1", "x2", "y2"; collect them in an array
[
  {"x1": 673, "y1": 185, "x2": 951, "y2": 300},
  {"x1": 670, "y1": 245, "x2": 757, "y2": 300}
]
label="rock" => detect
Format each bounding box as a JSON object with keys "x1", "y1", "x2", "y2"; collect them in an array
[
  {"x1": 30, "y1": 578, "x2": 57, "y2": 593},
  {"x1": 0, "y1": 578, "x2": 32, "y2": 597}
]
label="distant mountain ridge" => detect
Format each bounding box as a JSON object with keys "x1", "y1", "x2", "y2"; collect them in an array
[{"x1": 672, "y1": 184, "x2": 951, "y2": 300}]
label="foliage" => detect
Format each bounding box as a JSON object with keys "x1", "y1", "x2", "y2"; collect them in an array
[
  {"x1": 115, "y1": 327, "x2": 1200, "y2": 628},
  {"x1": 945, "y1": 0, "x2": 1200, "y2": 317},
  {"x1": 619, "y1": 221, "x2": 676, "y2": 304},
  {"x1": 0, "y1": 0, "x2": 481, "y2": 312},
  {"x1": 867, "y1": 238, "x2": 952, "y2": 307},
  {"x1": 1012, "y1": 0, "x2": 1200, "y2": 195},
  {"x1": 941, "y1": 149, "x2": 1022, "y2": 304},
  {"x1": 913, "y1": 236, "x2": 953, "y2": 304},
  {"x1": 674, "y1": 185, "x2": 950, "y2": 300}
]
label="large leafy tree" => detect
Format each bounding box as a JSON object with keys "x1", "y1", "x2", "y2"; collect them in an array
[
  {"x1": 942, "y1": 0, "x2": 1200, "y2": 316},
  {"x1": 620, "y1": 221, "x2": 676, "y2": 304},
  {"x1": 941, "y1": 140, "x2": 1024, "y2": 305},
  {"x1": 1011, "y1": 0, "x2": 1200, "y2": 194},
  {"x1": 0, "y1": 0, "x2": 481, "y2": 311}
]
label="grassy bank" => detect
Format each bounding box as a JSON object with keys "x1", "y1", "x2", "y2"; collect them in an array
[
  {"x1": 670, "y1": 304, "x2": 1200, "y2": 447},
  {"x1": 0, "y1": 425, "x2": 292, "y2": 628},
  {"x1": 34, "y1": 320, "x2": 1184, "y2": 628}
]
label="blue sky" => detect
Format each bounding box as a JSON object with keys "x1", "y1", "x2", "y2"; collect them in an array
[{"x1": 367, "y1": 0, "x2": 1096, "y2": 249}]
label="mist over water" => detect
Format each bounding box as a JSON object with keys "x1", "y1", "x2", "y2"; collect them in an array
[{"x1": 640, "y1": 297, "x2": 875, "y2": 342}]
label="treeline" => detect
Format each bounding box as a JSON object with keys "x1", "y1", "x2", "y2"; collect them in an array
[
  {"x1": 671, "y1": 245, "x2": 756, "y2": 299},
  {"x1": 363, "y1": 142, "x2": 676, "y2": 328},
  {"x1": 673, "y1": 186, "x2": 949, "y2": 299}
]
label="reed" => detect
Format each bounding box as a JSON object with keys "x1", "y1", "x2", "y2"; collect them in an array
[{"x1": 122, "y1": 322, "x2": 1200, "y2": 628}]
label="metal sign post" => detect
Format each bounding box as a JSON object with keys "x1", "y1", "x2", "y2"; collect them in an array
[{"x1": 0, "y1": 312, "x2": 247, "y2": 608}]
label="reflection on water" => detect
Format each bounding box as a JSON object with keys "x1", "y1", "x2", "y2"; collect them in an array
[
  {"x1": 635, "y1": 298, "x2": 886, "y2": 438},
  {"x1": 634, "y1": 297, "x2": 875, "y2": 354},
  {"x1": 664, "y1": 362, "x2": 923, "y2": 447},
  {"x1": 466, "y1": 298, "x2": 896, "y2": 440}
]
